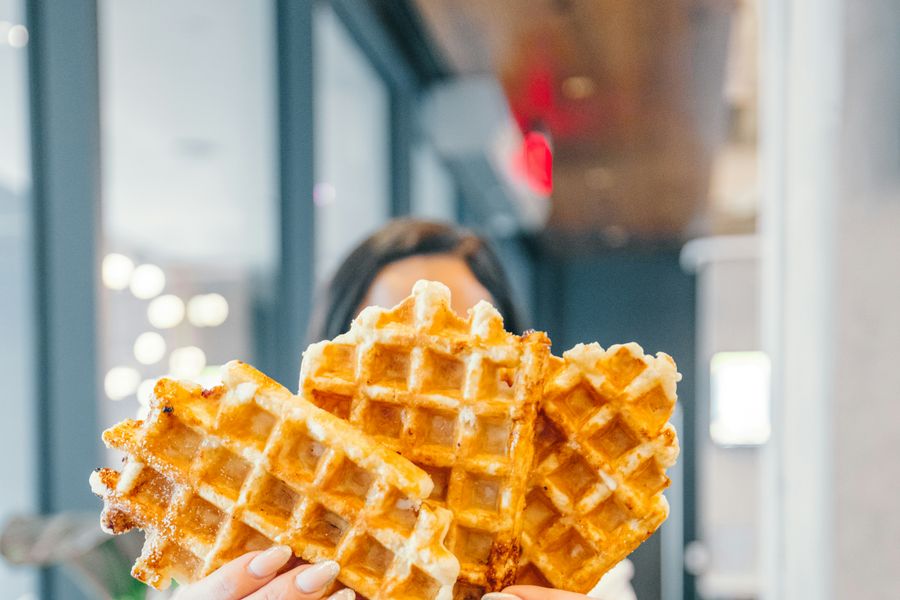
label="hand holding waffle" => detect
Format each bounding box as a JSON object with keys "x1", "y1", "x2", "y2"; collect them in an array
[
  {"x1": 91, "y1": 360, "x2": 459, "y2": 599},
  {"x1": 172, "y1": 548, "x2": 353, "y2": 600},
  {"x1": 91, "y1": 280, "x2": 680, "y2": 598}
]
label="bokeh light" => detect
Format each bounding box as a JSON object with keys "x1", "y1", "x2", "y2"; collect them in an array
[
  {"x1": 169, "y1": 346, "x2": 207, "y2": 378},
  {"x1": 101, "y1": 253, "x2": 134, "y2": 290},
  {"x1": 7, "y1": 24, "x2": 28, "y2": 48},
  {"x1": 130, "y1": 264, "x2": 166, "y2": 299},
  {"x1": 104, "y1": 366, "x2": 141, "y2": 400},
  {"x1": 187, "y1": 293, "x2": 229, "y2": 327},
  {"x1": 147, "y1": 294, "x2": 184, "y2": 329},
  {"x1": 133, "y1": 331, "x2": 166, "y2": 365}
]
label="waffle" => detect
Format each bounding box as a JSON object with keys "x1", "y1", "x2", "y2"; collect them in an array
[
  {"x1": 90, "y1": 360, "x2": 460, "y2": 599},
  {"x1": 516, "y1": 343, "x2": 680, "y2": 592},
  {"x1": 301, "y1": 280, "x2": 550, "y2": 598}
]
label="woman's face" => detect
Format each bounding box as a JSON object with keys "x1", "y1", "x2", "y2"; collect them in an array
[{"x1": 360, "y1": 253, "x2": 494, "y2": 316}]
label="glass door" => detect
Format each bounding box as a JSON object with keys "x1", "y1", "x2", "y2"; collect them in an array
[
  {"x1": 313, "y1": 2, "x2": 392, "y2": 282},
  {"x1": 96, "y1": 0, "x2": 279, "y2": 443}
]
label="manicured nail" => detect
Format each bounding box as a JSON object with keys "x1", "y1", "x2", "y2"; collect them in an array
[
  {"x1": 327, "y1": 590, "x2": 355, "y2": 600},
  {"x1": 295, "y1": 560, "x2": 341, "y2": 592},
  {"x1": 248, "y1": 545, "x2": 292, "y2": 578},
  {"x1": 482, "y1": 594, "x2": 522, "y2": 600}
]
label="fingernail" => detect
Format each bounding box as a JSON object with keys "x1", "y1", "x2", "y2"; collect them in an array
[
  {"x1": 327, "y1": 590, "x2": 355, "y2": 600},
  {"x1": 247, "y1": 545, "x2": 293, "y2": 578},
  {"x1": 482, "y1": 594, "x2": 522, "y2": 600},
  {"x1": 295, "y1": 560, "x2": 341, "y2": 593}
]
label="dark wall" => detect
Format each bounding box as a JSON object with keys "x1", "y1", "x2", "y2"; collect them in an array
[{"x1": 533, "y1": 247, "x2": 697, "y2": 600}]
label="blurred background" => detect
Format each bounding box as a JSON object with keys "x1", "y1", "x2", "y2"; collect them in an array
[{"x1": 0, "y1": 0, "x2": 897, "y2": 599}]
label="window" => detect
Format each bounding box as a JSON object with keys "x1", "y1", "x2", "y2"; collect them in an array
[
  {"x1": 412, "y1": 140, "x2": 456, "y2": 221},
  {"x1": 97, "y1": 0, "x2": 278, "y2": 435},
  {"x1": 0, "y1": 4, "x2": 37, "y2": 595},
  {"x1": 314, "y1": 4, "x2": 391, "y2": 281},
  {"x1": 709, "y1": 351, "x2": 771, "y2": 446}
]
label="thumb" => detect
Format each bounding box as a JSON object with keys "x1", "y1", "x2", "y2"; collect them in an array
[{"x1": 174, "y1": 546, "x2": 293, "y2": 600}]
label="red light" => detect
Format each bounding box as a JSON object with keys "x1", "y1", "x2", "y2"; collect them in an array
[{"x1": 513, "y1": 131, "x2": 553, "y2": 196}]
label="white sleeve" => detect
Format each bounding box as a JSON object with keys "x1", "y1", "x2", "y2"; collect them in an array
[{"x1": 588, "y1": 559, "x2": 638, "y2": 600}]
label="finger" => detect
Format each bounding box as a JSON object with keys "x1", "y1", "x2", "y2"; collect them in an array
[
  {"x1": 284, "y1": 555, "x2": 307, "y2": 571},
  {"x1": 245, "y1": 560, "x2": 342, "y2": 600},
  {"x1": 175, "y1": 545, "x2": 293, "y2": 600},
  {"x1": 483, "y1": 585, "x2": 592, "y2": 600}
]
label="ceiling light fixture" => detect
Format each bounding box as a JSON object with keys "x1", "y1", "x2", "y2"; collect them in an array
[
  {"x1": 562, "y1": 75, "x2": 596, "y2": 100},
  {"x1": 585, "y1": 166, "x2": 615, "y2": 191}
]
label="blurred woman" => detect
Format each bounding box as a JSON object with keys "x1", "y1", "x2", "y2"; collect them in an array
[{"x1": 306, "y1": 218, "x2": 523, "y2": 344}]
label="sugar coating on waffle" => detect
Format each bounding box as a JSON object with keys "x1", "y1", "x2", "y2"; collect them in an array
[
  {"x1": 90, "y1": 360, "x2": 460, "y2": 599},
  {"x1": 301, "y1": 280, "x2": 550, "y2": 598},
  {"x1": 517, "y1": 342, "x2": 680, "y2": 592}
]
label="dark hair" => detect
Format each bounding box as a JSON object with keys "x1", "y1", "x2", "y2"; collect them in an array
[{"x1": 307, "y1": 218, "x2": 524, "y2": 343}]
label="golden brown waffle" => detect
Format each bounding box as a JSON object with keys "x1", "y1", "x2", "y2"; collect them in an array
[
  {"x1": 90, "y1": 360, "x2": 460, "y2": 599},
  {"x1": 301, "y1": 280, "x2": 550, "y2": 599},
  {"x1": 517, "y1": 343, "x2": 680, "y2": 592}
]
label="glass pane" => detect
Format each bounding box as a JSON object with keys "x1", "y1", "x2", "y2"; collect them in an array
[
  {"x1": 97, "y1": 0, "x2": 277, "y2": 438},
  {"x1": 709, "y1": 351, "x2": 771, "y2": 446},
  {"x1": 314, "y1": 4, "x2": 390, "y2": 281},
  {"x1": 0, "y1": 1, "x2": 37, "y2": 595},
  {"x1": 412, "y1": 141, "x2": 456, "y2": 221}
]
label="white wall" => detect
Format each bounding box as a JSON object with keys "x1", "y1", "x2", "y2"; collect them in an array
[
  {"x1": 761, "y1": 0, "x2": 900, "y2": 598},
  {"x1": 832, "y1": 1, "x2": 900, "y2": 596}
]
